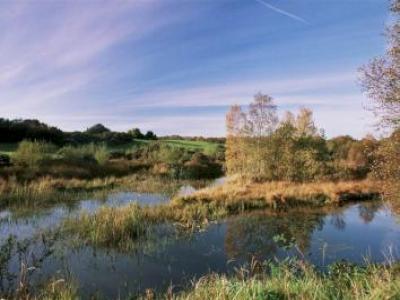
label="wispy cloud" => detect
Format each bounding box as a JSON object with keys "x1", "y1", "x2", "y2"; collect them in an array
[
  {"x1": 254, "y1": 0, "x2": 309, "y2": 24},
  {"x1": 119, "y1": 71, "x2": 358, "y2": 108},
  {"x1": 0, "y1": 1, "x2": 181, "y2": 111}
]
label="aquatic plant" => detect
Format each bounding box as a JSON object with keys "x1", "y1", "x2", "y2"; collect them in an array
[
  {"x1": 0, "y1": 174, "x2": 195, "y2": 209},
  {"x1": 173, "y1": 177, "x2": 383, "y2": 210},
  {"x1": 166, "y1": 260, "x2": 400, "y2": 300},
  {"x1": 64, "y1": 203, "x2": 149, "y2": 248},
  {"x1": 62, "y1": 179, "x2": 384, "y2": 251}
]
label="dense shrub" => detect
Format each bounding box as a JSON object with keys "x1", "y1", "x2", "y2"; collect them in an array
[
  {"x1": 12, "y1": 141, "x2": 54, "y2": 168},
  {"x1": 58, "y1": 144, "x2": 109, "y2": 165},
  {"x1": 183, "y1": 152, "x2": 223, "y2": 179}
]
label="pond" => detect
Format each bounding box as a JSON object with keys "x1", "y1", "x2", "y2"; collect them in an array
[{"x1": 0, "y1": 185, "x2": 399, "y2": 298}]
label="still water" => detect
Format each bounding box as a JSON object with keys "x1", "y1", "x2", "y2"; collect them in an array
[{"x1": 0, "y1": 187, "x2": 399, "y2": 298}]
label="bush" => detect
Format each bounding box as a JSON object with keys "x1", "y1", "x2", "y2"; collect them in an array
[
  {"x1": 12, "y1": 140, "x2": 54, "y2": 168},
  {"x1": 58, "y1": 145, "x2": 96, "y2": 163},
  {"x1": 94, "y1": 144, "x2": 109, "y2": 165},
  {"x1": 183, "y1": 152, "x2": 223, "y2": 179},
  {"x1": 58, "y1": 143, "x2": 109, "y2": 165}
]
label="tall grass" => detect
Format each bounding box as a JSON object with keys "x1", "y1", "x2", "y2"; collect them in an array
[
  {"x1": 168, "y1": 260, "x2": 400, "y2": 300},
  {"x1": 11, "y1": 140, "x2": 55, "y2": 168},
  {"x1": 0, "y1": 174, "x2": 191, "y2": 209},
  {"x1": 64, "y1": 203, "x2": 149, "y2": 248},
  {"x1": 173, "y1": 177, "x2": 383, "y2": 210},
  {"x1": 63, "y1": 199, "x2": 229, "y2": 249},
  {"x1": 63, "y1": 179, "x2": 384, "y2": 250}
]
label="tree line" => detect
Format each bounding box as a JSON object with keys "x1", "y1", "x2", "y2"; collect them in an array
[
  {"x1": 0, "y1": 119, "x2": 157, "y2": 146},
  {"x1": 225, "y1": 93, "x2": 378, "y2": 182}
]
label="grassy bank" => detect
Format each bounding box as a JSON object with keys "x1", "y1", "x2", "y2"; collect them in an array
[
  {"x1": 166, "y1": 260, "x2": 400, "y2": 300},
  {"x1": 0, "y1": 174, "x2": 195, "y2": 209},
  {"x1": 174, "y1": 178, "x2": 383, "y2": 209}
]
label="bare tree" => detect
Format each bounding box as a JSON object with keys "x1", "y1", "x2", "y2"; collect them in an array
[
  {"x1": 247, "y1": 93, "x2": 278, "y2": 177},
  {"x1": 360, "y1": 0, "x2": 400, "y2": 128},
  {"x1": 361, "y1": 0, "x2": 400, "y2": 201},
  {"x1": 226, "y1": 105, "x2": 245, "y2": 175},
  {"x1": 295, "y1": 107, "x2": 318, "y2": 137}
]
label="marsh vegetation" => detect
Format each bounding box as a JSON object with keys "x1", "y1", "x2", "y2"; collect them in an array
[{"x1": 1, "y1": 1, "x2": 400, "y2": 298}]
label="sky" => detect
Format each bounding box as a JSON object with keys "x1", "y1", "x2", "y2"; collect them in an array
[{"x1": 0, "y1": 0, "x2": 390, "y2": 138}]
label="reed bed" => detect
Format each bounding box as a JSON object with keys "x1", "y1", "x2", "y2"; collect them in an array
[
  {"x1": 173, "y1": 178, "x2": 383, "y2": 210},
  {"x1": 63, "y1": 179, "x2": 384, "y2": 250},
  {"x1": 63, "y1": 201, "x2": 228, "y2": 249},
  {"x1": 0, "y1": 174, "x2": 190, "y2": 209}
]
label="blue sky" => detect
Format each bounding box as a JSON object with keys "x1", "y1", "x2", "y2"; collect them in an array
[{"x1": 0, "y1": 0, "x2": 389, "y2": 137}]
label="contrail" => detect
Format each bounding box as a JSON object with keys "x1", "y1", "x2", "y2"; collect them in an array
[{"x1": 254, "y1": 0, "x2": 309, "y2": 25}]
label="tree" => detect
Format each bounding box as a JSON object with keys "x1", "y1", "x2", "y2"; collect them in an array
[
  {"x1": 225, "y1": 95, "x2": 332, "y2": 182},
  {"x1": 361, "y1": 0, "x2": 400, "y2": 196},
  {"x1": 295, "y1": 108, "x2": 318, "y2": 137},
  {"x1": 247, "y1": 93, "x2": 278, "y2": 178},
  {"x1": 128, "y1": 128, "x2": 144, "y2": 139},
  {"x1": 86, "y1": 124, "x2": 111, "y2": 135},
  {"x1": 226, "y1": 105, "x2": 246, "y2": 175},
  {"x1": 144, "y1": 131, "x2": 157, "y2": 140},
  {"x1": 361, "y1": 0, "x2": 400, "y2": 128}
]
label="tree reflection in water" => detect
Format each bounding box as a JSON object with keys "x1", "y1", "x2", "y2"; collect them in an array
[
  {"x1": 223, "y1": 203, "x2": 384, "y2": 265},
  {"x1": 358, "y1": 201, "x2": 382, "y2": 224},
  {"x1": 224, "y1": 208, "x2": 325, "y2": 262}
]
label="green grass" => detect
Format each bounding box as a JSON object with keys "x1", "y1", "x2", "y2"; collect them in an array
[
  {"x1": 160, "y1": 139, "x2": 222, "y2": 153},
  {"x1": 0, "y1": 139, "x2": 222, "y2": 157},
  {"x1": 0, "y1": 143, "x2": 18, "y2": 155},
  {"x1": 131, "y1": 139, "x2": 222, "y2": 154},
  {"x1": 167, "y1": 260, "x2": 400, "y2": 300}
]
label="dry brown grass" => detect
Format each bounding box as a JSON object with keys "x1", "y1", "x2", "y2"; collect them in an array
[
  {"x1": 173, "y1": 177, "x2": 383, "y2": 209},
  {"x1": 0, "y1": 174, "x2": 188, "y2": 208}
]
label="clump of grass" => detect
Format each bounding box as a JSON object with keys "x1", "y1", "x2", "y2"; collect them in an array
[
  {"x1": 35, "y1": 277, "x2": 78, "y2": 300},
  {"x1": 166, "y1": 260, "x2": 400, "y2": 300},
  {"x1": 63, "y1": 203, "x2": 150, "y2": 248},
  {"x1": 173, "y1": 178, "x2": 383, "y2": 210},
  {"x1": 6, "y1": 276, "x2": 78, "y2": 300},
  {"x1": 63, "y1": 199, "x2": 230, "y2": 249}
]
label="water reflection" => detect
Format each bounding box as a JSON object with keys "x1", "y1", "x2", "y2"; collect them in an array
[
  {"x1": 0, "y1": 199, "x2": 400, "y2": 298},
  {"x1": 358, "y1": 201, "x2": 381, "y2": 223},
  {"x1": 0, "y1": 191, "x2": 169, "y2": 245},
  {"x1": 224, "y1": 208, "x2": 326, "y2": 262}
]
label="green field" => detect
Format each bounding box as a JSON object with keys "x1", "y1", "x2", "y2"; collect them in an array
[
  {"x1": 108, "y1": 139, "x2": 223, "y2": 155},
  {"x1": 0, "y1": 139, "x2": 223, "y2": 156},
  {"x1": 0, "y1": 143, "x2": 18, "y2": 155},
  {"x1": 157, "y1": 139, "x2": 222, "y2": 153}
]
